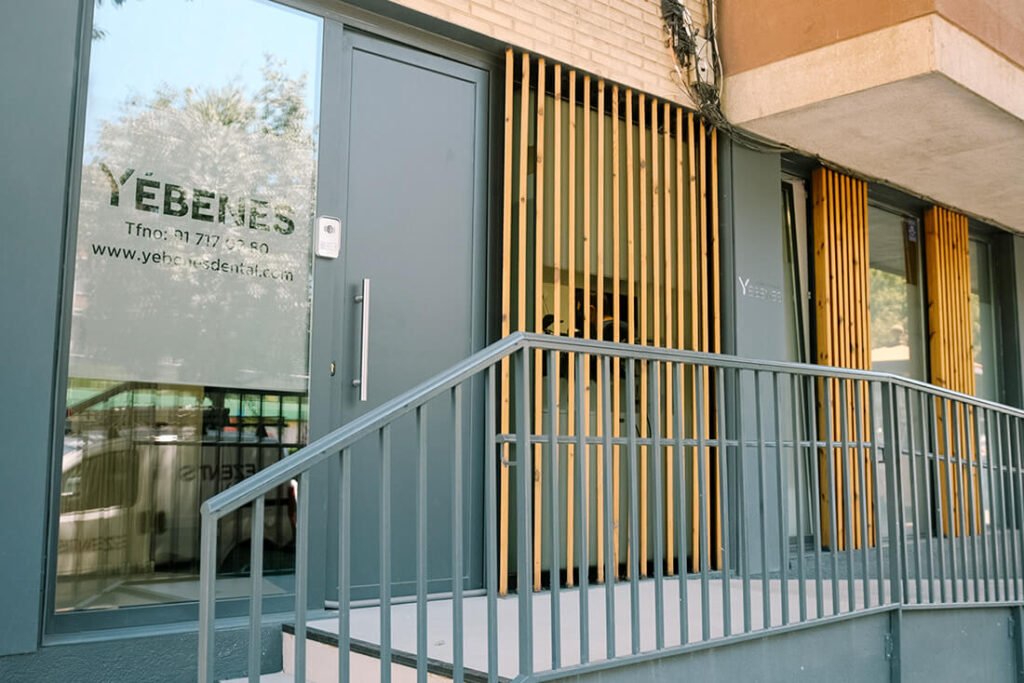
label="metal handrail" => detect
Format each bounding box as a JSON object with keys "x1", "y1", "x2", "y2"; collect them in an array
[
  {"x1": 199, "y1": 332, "x2": 1024, "y2": 682},
  {"x1": 202, "y1": 333, "x2": 1024, "y2": 519},
  {"x1": 201, "y1": 333, "x2": 528, "y2": 519}
]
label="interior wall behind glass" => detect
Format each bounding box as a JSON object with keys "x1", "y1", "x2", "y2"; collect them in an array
[
  {"x1": 971, "y1": 238, "x2": 999, "y2": 401},
  {"x1": 868, "y1": 206, "x2": 927, "y2": 381},
  {"x1": 57, "y1": 0, "x2": 322, "y2": 612}
]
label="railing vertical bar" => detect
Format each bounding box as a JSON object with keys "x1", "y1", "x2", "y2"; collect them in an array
[
  {"x1": 953, "y1": 405, "x2": 969, "y2": 602},
  {"x1": 807, "y1": 375, "x2": 824, "y2": 620},
  {"x1": 838, "y1": 380, "x2": 855, "y2": 612},
  {"x1": 649, "y1": 361, "x2": 666, "y2": 650},
  {"x1": 755, "y1": 370, "x2": 770, "y2": 629},
  {"x1": 626, "y1": 357, "x2": 641, "y2": 654},
  {"x1": 853, "y1": 380, "x2": 870, "y2": 607},
  {"x1": 575, "y1": 352, "x2": 590, "y2": 663},
  {"x1": 997, "y1": 411, "x2": 1013, "y2": 602},
  {"x1": 981, "y1": 408, "x2": 996, "y2": 601},
  {"x1": 338, "y1": 449, "x2": 352, "y2": 683},
  {"x1": 717, "y1": 365, "x2": 732, "y2": 636},
  {"x1": 962, "y1": 404, "x2": 980, "y2": 602},
  {"x1": 930, "y1": 396, "x2": 947, "y2": 604},
  {"x1": 880, "y1": 382, "x2": 902, "y2": 609},
  {"x1": 248, "y1": 497, "x2": 264, "y2": 683},
  {"x1": 417, "y1": 405, "x2": 429, "y2": 682},
  {"x1": 696, "y1": 365, "x2": 711, "y2": 640},
  {"x1": 974, "y1": 406, "x2": 990, "y2": 603},
  {"x1": 547, "y1": 351, "x2": 562, "y2": 670},
  {"x1": 738, "y1": 370, "x2": 752, "y2": 634},
  {"x1": 452, "y1": 386, "x2": 465, "y2": 683},
  {"x1": 1011, "y1": 417, "x2": 1024, "y2": 601},
  {"x1": 772, "y1": 372, "x2": 789, "y2": 626},
  {"x1": 1003, "y1": 412, "x2": 1020, "y2": 602},
  {"x1": 905, "y1": 387, "x2": 923, "y2": 604},
  {"x1": 987, "y1": 409, "x2": 1003, "y2": 602},
  {"x1": 823, "y1": 378, "x2": 840, "y2": 617},
  {"x1": 985, "y1": 408, "x2": 1001, "y2": 602},
  {"x1": 1002, "y1": 412, "x2": 1016, "y2": 601},
  {"x1": 602, "y1": 355, "x2": 617, "y2": 659},
  {"x1": 872, "y1": 382, "x2": 888, "y2": 606},
  {"x1": 792, "y1": 374, "x2": 807, "y2": 623},
  {"x1": 921, "y1": 391, "x2": 937, "y2": 604},
  {"x1": 486, "y1": 366, "x2": 499, "y2": 683},
  {"x1": 295, "y1": 471, "x2": 310, "y2": 683},
  {"x1": 380, "y1": 430, "x2": 393, "y2": 683},
  {"x1": 1013, "y1": 418, "x2": 1024, "y2": 601},
  {"x1": 516, "y1": 349, "x2": 534, "y2": 677},
  {"x1": 672, "y1": 362, "x2": 689, "y2": 646},
  {"x1": 198, "y1": 511, "x2": 217, "y2": 683},
  {"x1": 942, "y1": 400, "x2": 960, "y2": 602}
]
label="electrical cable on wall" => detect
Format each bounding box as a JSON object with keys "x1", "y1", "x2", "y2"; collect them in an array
[{"x1": 661, "y1": 0, "x2": 792, "y2": 154}]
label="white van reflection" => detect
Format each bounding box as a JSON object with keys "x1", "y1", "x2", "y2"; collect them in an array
[{"x1": 58, "y1": 421, "x2": 297, "y2": 580}]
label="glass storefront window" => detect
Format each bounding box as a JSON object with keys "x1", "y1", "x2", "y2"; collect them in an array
[
  {"x1": 971, "y1": 238, "x2": 999, "y2": 401},
  {"x1": 869, "y1": 206, "x2": 927, "y2": 381},
  {"x1": 57, "y1": 0, "x2": 322, "y2": 612}
]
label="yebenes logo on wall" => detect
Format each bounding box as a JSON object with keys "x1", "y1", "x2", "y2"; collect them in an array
[{"x1": 70, "y1": 76, "x2": 318, "y2": 393}]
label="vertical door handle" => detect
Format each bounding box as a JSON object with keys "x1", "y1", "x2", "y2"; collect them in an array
[{"x1": 353, "y1": 278, "x2": 370, "y2": 401}]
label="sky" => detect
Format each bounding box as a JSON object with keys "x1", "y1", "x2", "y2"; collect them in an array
[{"x1": 84, "y1": 0, "x2": 323, "y2": 152}]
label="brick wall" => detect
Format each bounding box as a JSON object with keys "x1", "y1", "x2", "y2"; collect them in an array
[{"x1": 388, "y1": 0, "x2": 703, "y2": 106}]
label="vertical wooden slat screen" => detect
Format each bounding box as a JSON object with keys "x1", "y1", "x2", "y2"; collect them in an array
[
  {"x1": 810, "y1": 167, "x2": 874, "y2": 551},
  {"x1": 499, "y1": 51, "x2": 721, "y2": 592},
  {"x1": 924, "y1": 206, "x2": 978, "y2": 537}
]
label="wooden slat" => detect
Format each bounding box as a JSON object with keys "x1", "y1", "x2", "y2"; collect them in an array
[
  {"x1": 663, "y1": 103, "x2": 674, "y2": 576},
  {"x1": 496, "y1": 51, "x2": 726, "y2": 586},
  {"x1": 552, "y1": 62, "x2": 563, "y2": 581},
  {"x1": 639, "y1": 94, "x2": 649, "y2": 574},
  {"x1": 650, "y1": 102, "x2": 662, "y2": 578},
  {"x1": 811, "y1": 168, "x2": 832, "y2": 549},
  {"x1": 516, "y1": 53, "x2": 531, "y2": 581},
  {"x1": 687, "y1": 112, "x2": 699, "y2": 568},
  {"x1": 595, "y1": 78, "x2": 605, "y2": 583},
  {"x1": 698, "y1": 120, "x2": 710, "y2": 568},
  {"x1": 673, "y1": 108, "x2": 685, "y2": 574},
  {"x1": 498, "y1": 49, "x2": 515, "y2": 595},
  {"x1": 582, "y1": 75, "x2": 593, "y2": 581},
  {"x1": 925, "y1": 206, "x2": 978, "y2": 537},
  {"x1": 925, "y1": 208, "x2": 947, "y2": 388},
  {"x1": 652, "y1": 101, "x2": 662, "y2": 353},
  {"x1": 566, "y1": 70, "x2": 577, "y2": 586},
  {"x1": 533, "y1": 59, "x2": 546, "y2": 591},
  {"x1": 625, "y1": 89, "x2": 635, "y2": 577},
  {"x1": 810, "y1": 168, "x2": 877, "y2": 550},
  {"x1": 611, "y1": 85, "x2": 622, "y2": 577},
  {"x1": 710, "y1": 126, "x2": 721, "y2": 569}
]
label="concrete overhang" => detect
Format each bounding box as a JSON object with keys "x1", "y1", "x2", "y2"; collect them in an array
[{"x1": 723, "y1": 14, "x2": 1024, "y2": 232}]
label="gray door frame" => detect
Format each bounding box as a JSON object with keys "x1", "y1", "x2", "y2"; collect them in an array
[
  {"x1": 316, "y1": 28, "x2": 491, "y2": 602},
  {"x1": 43, "y1": 0, "x2": 496, "y2": 638}
]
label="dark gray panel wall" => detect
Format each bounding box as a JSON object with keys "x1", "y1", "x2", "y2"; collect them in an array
[
  {"x1": 1005, "y1": 234, "x2": 1024, "y2": 408},
  {"x1": 720, "y1": 142, "x2": 787, "y2": 363},
  {"x1": 559, "y1": 613, "x2": 891, "y2": 683},
  {"x1": 0, "y1": 0, "x2": 82, "y2": 656},
  {"x1": 719, "y1": 141, "x2": 789, "y2": 573},
  {"x1": 901, "y1": 608, "x2": 1016, "y2": 683}
]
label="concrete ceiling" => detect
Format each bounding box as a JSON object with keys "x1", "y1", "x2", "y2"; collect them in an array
[{"x1": 737, "y1": 72, "x2": 1024, "y2": 232}]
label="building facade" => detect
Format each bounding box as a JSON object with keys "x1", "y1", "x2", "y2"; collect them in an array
[{"x1": 2, "y1": 0, "x2": 1024, "y2": 680}]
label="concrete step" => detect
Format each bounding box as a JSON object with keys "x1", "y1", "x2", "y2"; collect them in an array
[{"x1": 280, "y1": 622, "x2": 490, "y2": 682}]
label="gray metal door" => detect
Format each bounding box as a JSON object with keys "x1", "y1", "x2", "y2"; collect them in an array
[{"x1": 324, "y1": 33, "x2": 488, "y2": 599}]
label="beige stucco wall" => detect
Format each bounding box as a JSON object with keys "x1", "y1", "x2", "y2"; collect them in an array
[
  {"x1": 936, "y1": 0, "x2": 1024, "y2": 68},
  {"x1": 385, "y1": 0, "x2": 701, "y2": 106},
  {"x1": 720, "y1": 0, "x2": 1024, "y2": 76}
]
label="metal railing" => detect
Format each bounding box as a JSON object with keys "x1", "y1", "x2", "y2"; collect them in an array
[{"x1": 198, "y1": 333, "x2": 1024, "y2": 682}]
